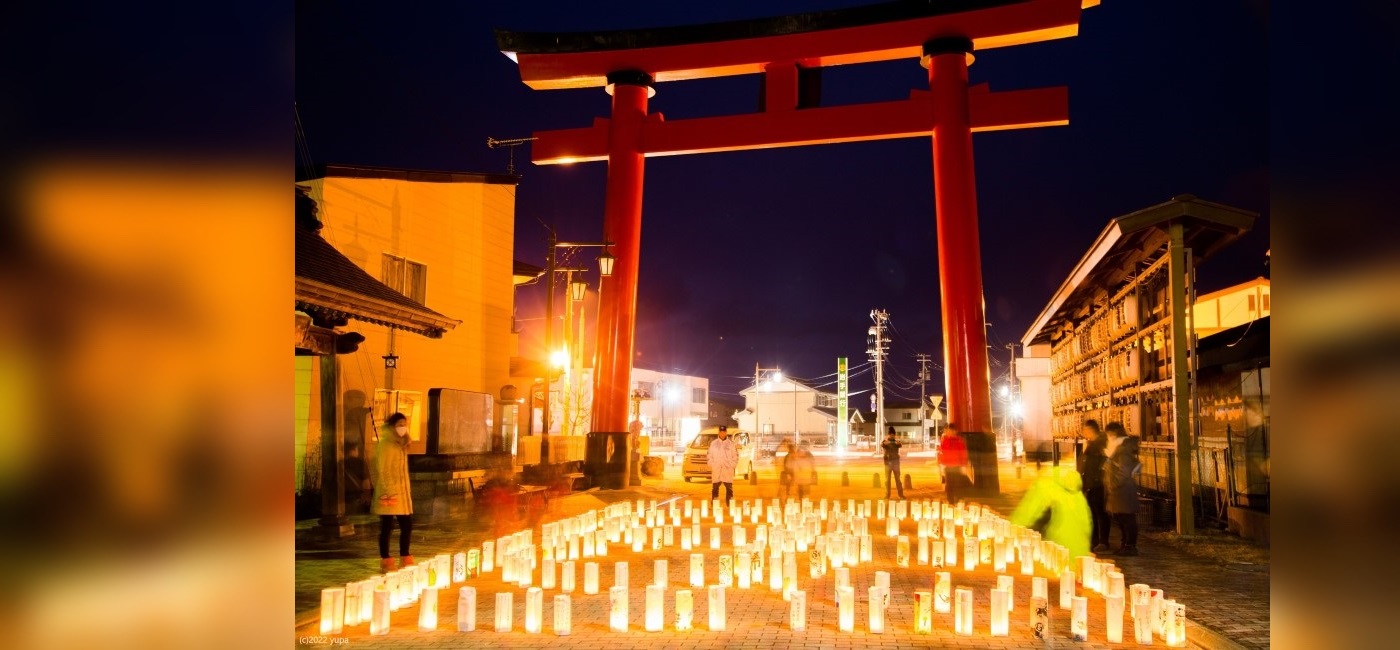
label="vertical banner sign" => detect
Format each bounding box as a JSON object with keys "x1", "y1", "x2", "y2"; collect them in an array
[{"x1": 836, "y1": 358, "x2": 849, "y2": 452}]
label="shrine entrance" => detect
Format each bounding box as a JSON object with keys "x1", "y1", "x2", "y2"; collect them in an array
[{"x1": 497, "y1": 0, "x2": 1100, "y2": 496}]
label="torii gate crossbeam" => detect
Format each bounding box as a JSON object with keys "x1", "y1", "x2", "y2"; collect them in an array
[{"x1": 498, "y1": 0, "x2": 1099, "y2": 496}]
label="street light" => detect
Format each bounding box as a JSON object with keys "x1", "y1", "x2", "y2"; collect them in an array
[{"x1": 543, "y1": 227, "x2": 613, "y2": 465}]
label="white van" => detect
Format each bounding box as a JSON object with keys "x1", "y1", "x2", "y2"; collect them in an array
[{"x1": 682, "y1": 427, "x2": 755, "y2": 482}]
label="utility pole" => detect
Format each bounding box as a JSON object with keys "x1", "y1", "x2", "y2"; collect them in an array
[
  {"x1": 868, "y1": 310, "x2": 890, "y2": 444},
  {"x1": 916, "y1": 353, "x2": 932, "y2": 446},
  {"x1": 1006, "y1": 342, "x2": 1019, "y2": 461}
]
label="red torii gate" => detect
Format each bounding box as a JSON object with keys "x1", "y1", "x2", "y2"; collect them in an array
[{"x1": 498, "y1": 0, "x2": 1099, "y2": 494}]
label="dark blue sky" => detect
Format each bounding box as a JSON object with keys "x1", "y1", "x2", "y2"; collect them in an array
[{"x1": 296, "y1": 0, "x2": 1268, "y2": 401}]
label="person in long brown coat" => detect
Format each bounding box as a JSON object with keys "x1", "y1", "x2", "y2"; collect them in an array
[
  {"x1": 371, "y1": 412, "x2": 414, "y2": 571},
  {"x1": 1102, "y1": 421, "x2": 1142, "y2": 556}
]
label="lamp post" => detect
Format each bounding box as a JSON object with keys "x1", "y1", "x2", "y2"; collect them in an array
[{"x1": 543, "y1": 227, "x2": 614, "y2": 465}]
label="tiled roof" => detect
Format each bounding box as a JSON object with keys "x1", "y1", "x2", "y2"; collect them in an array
[{"x1": 295, "y1": 226, "x2": 458, "y2": 338}]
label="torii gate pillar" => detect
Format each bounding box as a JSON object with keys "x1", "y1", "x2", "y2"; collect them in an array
[
  {"x1": 592, "y1": 71, "x2": 652, "y2": 433},
  {"x1": 924, "y1": 37, "x2": 998, "y2": 495}
]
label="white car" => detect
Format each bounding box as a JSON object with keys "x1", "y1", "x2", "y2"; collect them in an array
[{"x1": 682, "y1": 428, "x2": 755, "y2": 482}]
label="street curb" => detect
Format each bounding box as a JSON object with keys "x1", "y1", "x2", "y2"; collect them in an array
[{"x1": 1188, "y1": 619, "x2": 1249, "y2": 650}]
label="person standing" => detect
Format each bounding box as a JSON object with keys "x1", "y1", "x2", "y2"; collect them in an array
[
  {"x1": 938, "y1": 423, "x2": 971, "y2": 504},
  {"x1": 707, "y1": 425, "x2": 739, "y2": 507},
  {"x1": 1102, "y1": 421, "x2": 1142, "y2": 556},
  {"x1": 371, "y1": 412, "x2": 414, "y2": 572},
  {"x1": 775, "y1": 437, "x2": 795, "y2": 500},
  {"x1": 881, "y1": 426, "x2": 906, "y2": 500},
  {"x1": 1077, "y1": 420, "x2": 1112, "y2": 553},
  {"x1": 787, "y1": 441, "x2": 817, "y2": 500}
]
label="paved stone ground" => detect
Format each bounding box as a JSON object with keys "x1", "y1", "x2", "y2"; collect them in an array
[{"x1": 296, "y1": 460, "x2": 1268, "y2": 649}]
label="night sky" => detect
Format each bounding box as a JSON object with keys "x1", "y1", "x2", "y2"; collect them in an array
[{"x1": 295, "y1": 0, "x2": 1269, "y2": 403}]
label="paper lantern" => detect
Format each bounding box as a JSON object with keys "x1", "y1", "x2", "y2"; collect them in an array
[
  {"x1": 808, "y1": 545, "x2": 824, "y2": 579},
  {"x1": 955, "y1": 587, "x2": 974, "y2": 636},
  {"x1": 701, "y1": 500, "x2": 709, "y2": 519},
  {"x1": 1108, "y1": 570, "x2": 1126, "y2": 600},
  {"x1": 684, "y1": 500, "x2": 693, "y2": 518},
  {"x1": 710, "y1": 527, "x2": 721, "y2": 550},
  {"x1": 997, "y1": 574, "x2": 1015, "y2": 611},
  {"x1": 708, "y1": 584, "x2": 726, "y2": 631},
  {"x1": 630, "y1": 528, "x2": 643, "y2": 553},
  {"x1": 1130, "y1": 583, "x2": 1151, "y2": 618},
  {"x1": 457, "y1": 586, "x2": 476, "y2": 632},
  {"x1": 677, "y1": 552, "x2": 698, "y2": 588},
  {"x1": 535, "y1": 557, "x2": 552, "y2": 590},
  {"x1": 769, "y1": 551, "x2": 783, "y2": 591},
  {"x1": 651, "y1": 527, "x2": 662, "y2": 551},
  {"x1": 737, "y1": 551, "x2": 751, "y2": 588},
  {"x1": 1134, "y1": 602, "x2": 1153, "y2": 644},
  {"x1": 963, "y1": 537, "x2": 977, "y2": 571},
  {"x1": 343, "y1": 582, "x2": 360, "y2": 628},
  {"x1": 385, "y1": 572, "x2": 402, "y2": 612},
  {"x1": 639, "y1": 584, "x2": 663, "y2": 632},
  {"x1": 790, "y1": 589, "x2": 807, "y2": 631},
  {"x1": 681, "y1": 527, "x2": 692, "y2": 550},
  {"x1": 868, "y1": 586, "x2": 887, "y2": 633},
  {"x1": 434, "y1": 554, "x2": 452, "y2": 588},
  {"x1": 980, "y1": 538, "x2": 994, "y2": 566},
  {"x1": 319, "y1": 587, "x2": 344, "y2": 635},
  {"x1": 837, "y1": 586, "x2": 855, "y2": 632},
  {"x1": 547, "y1": 593, "x2": 568, "y2": 636},
  {"x1": 1032, "y1": 595, "x2": 1050, "y2": 639},
  {"x1": 516, "y1": 587, "x2": 539, "y2": 634},
  {"x1": 835, "y1": 566, "x2": 850, "y2": 604},
  {"x1": 414, "y1": 586, "x2": 437, "y2": 631},
  {"x1": 452, "y1": 552, "x2": 467, "y2": 584},
  {"x1": 1151, "y1": 590, "x2": 1166, "y2": 636},
  {"x1": 912, "y1": 589, "x2": 933, "y2": 634},
  {"x1": 1105, "y1": 594, "x2": 1124, "y2": 643},
  {"x1": 584, "y1": 562, "x2": 600, "y2": 595},
  {"x1": 733, "y1": 526, "x2": 746, "y2": 548},
  {"x1": 715, "y1": 554, "x2": 732, "y2": 587},
  {"x1": 751, "y1": 546, "x2": 764, "y2": 584},
  {"x1": 610, "y1": 562, "x2": 627, "y2": 592},
  {"x1": 370, "y1": 586, "x2": 390, "y2": 636},
  {"x1": 567, "y1": 536, "x2": 580, "y2": 560},
  {"x1": 494, "y1": 592, "x2": 513, "y2": 633},
  {"x1": 918, "y1": 536, "x2": 930, "y2": 565},
  {"x1": 482, "y1": 541, "x2": 495, "y2": 573},
  {"x1": 933, "y1": 571, "x2": 952, "y2": 614},
  {"x1": 664, "y1": 525, "x2": 675, "y2": 547},
  {"x1": 517, "y1": 552, "x2": 533, "y2": 588},
  {"x1": 675, "y1": 589, "x2": 693, "y2": 631},
  {"x1": 609, "y1": 586, "x2": 629, "y2": 632},
  {"x1": 556, "y1": 560, "x2": 573, "y2": 593},
  {"x1": 886, "y1": 511, "x2": 898, "y2": 537},
  {"x1": 1021, "y1": 543, "x2": 1035, "y2": 575},
  {"x1": 691, "y1": 523, "x2": 702, "y2": 546},
  {"x1": 1167, "y1": 601, "x2": 1187, "y2": 647},
  {"x1": 896, "y1": 500, "x2": 907, "y2": 519},
  {"x1": 860, "y1": 534, "x2": 873, "y2": 563},
  {"x1": 1071, "y1": 596, "x2": 1088, "y2": 641},
  {"x1": 359, "y1": 580, "x2": 376, "y2": 623},
  {"x1": 1060, "y1": 570, "x2": 1075, "y2": 610},
  {"x1": 1032, "y1": 576, "x2": 1048, "y2": 604},
  {"x1": 990, "y1": 588, "x2": 1010, "y2": 636},
  {"x1": 943, "y1": 537, "x2": 956, "y2": 567},
  {"x1": 783, "y1": 551, "x2": 798, "y2": 601}
]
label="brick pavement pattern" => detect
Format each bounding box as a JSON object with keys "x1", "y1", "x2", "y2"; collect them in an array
[{"x1": 296, "y1": 461, "x2": 1267, "y2": 649}]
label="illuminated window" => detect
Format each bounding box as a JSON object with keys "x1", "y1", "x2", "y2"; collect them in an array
[
  {"x1": 1247, "y1": 294, "x2": 1256, "y2": 313},
  {"x1": 692, "y1": 388, "x2": 707, "y2": 404},
  {"x1": 1262, "y1": 292, "x2": 1270, "y2": 311}
]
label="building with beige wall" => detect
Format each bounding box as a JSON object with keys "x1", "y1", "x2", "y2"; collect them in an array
[{"x1": 294, "y1": 164, "x2": 524, "y2": 500}]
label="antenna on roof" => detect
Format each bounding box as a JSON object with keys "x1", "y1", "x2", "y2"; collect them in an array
[{"x1": 486, "y1": 136, "x2": 538, "y2": 175}]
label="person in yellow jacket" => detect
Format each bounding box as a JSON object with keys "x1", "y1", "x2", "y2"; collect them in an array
[
  {"x1": 1009, "y1": 464, "x2": 1093, "y2": 560},
  {"x1": 371, "y1": 412, "x2": 414, "y2": 572}
]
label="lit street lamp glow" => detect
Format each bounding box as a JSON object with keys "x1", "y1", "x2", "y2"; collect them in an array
[{"x1": 550, "y1": 349, "x2": 569, "y2": 369}]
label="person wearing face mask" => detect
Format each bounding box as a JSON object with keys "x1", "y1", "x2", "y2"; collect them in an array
[{"x1": 371, "y1": 412, "x2": 414, "y2": 571}]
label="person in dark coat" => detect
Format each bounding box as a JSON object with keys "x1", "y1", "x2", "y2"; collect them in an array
[
  {"x1": 881, "y1": 427, "x2": 906, "y2": 500},
  {"x1": 1077, "y1": 420, "x2": 1112, "y2": 553},
  {"x1": 1102, "y1": 421, "x2": 1142, "y2": 556}
]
